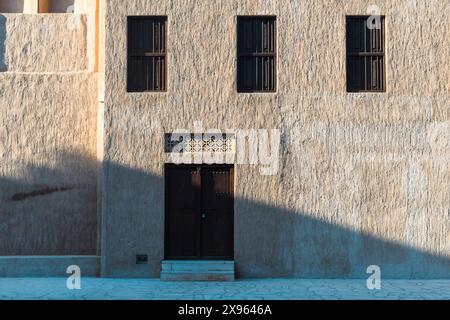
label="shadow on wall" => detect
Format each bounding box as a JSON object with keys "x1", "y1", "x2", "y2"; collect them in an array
[
  {"x1": 101, "y1": 159, "x2": 450, "y2": 279},
  {"x1": 235, "y1": 198, "x2": 450, "y2": 279},
  {"x1": 0, "y1": 14, "x2": 6, "y2": 71},
  {"x1": 1, "y1": 151, "x2": 449, "y2": 278},
  {"x1": 0, "y1": 151, "x2": 98, "y2": 255}
]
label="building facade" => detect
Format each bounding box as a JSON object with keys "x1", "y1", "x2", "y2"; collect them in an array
[{"x1": 0, "y1": 0, "x2": 449, "y2": 279}]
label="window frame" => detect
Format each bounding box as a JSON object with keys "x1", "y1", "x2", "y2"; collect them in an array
[
  {"x1": 127, "y1": 15, "x2": 168, "y2": 93},
  {"x1": 346, "y1": 15, "x2": 386, "y2": 93},
  {"x1": 237, "y1": 15, "x2": 277, "y2": 94}
]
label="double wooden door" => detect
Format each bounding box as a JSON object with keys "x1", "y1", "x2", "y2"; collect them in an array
[{"x1": 165, "y1": 165, "x2": 234, "y2": 260}]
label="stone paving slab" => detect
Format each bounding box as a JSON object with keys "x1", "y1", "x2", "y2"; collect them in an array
[{"x1": 0, "y1": 278, "x2": 449, "y2": 300}]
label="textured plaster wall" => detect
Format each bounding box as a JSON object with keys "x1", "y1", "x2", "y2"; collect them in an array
[
  {"x1": 0, "y1": 73, "x2": 98, "y2": 255},
  {"x1": 73, "y1": 0, "x2": 99, "y2": 72},
  {"x1": 0, "y1": 14, "x2": 87, "y2": 72},
  {"x1": 103, "y1": 0, "x2": 449, "y2": 278},
  {"x1": 0, "y1": 11, "x2": 98, "y2": 256}
]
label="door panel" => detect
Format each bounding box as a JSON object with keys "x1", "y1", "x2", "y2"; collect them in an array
[
  {"x1": 166, "y1": 166, "x2": 200, "y2": 258},
  {"x1": 201, "y1": 167, "x2": 234, "y2": 258},
  {"x1": 165, "y1": 165, "x2": 234, "y2": 260}
]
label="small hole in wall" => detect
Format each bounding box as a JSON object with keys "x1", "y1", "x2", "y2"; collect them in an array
[
  {"x1": 136, "y1": 255, "x2": 148, "y2": 265},
  {"x1": 0, "y1": 0, "x2": 24, "y2": 13},
  {"x1": 39, "y1": 0, "x2": 75, "y2": 13}
]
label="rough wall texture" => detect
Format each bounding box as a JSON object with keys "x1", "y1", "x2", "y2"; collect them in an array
[
  {"x1": 0, "y1": 11, "x2": 98, "y2": 256},
  {"x1": 0, "y1": 73, "x2": 98, "y2": 255},
  {"x1": 0, "y1": 14, "x2": 87, "y2": 72},
  {"x1": 102, "y1": 0, "x2": 450, "y2": 278}
]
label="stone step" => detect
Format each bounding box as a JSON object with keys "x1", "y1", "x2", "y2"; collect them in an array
[{"x1": 161, "y1": 260, "x2": 235, "y2": 281}]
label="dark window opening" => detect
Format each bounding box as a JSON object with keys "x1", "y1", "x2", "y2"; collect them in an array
[
  {"x1": 0, "y1": 0, "x2": 24, "y2": 13},
  {"x1": 346, "y1": 16, "x2": 385, "y2": 92},
  {"x1": 237, "y1": 16, "x2": 276, "y2": 93},
  {"x1": 127, "y1": 16, "x2": 167, "y2": 92},
  {"x1": 39, "y1": 0, "x2": 75, "y2": 13}
]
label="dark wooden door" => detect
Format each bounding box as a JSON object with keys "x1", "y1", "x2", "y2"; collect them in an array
[{"x1": 165, "y1": 165, "x2": 234, "y2": 260}]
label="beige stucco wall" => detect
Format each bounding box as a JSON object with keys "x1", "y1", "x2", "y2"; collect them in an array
[
  {"x1": 73, "y1": 0, "x2": 98, "y2": 72},
  {"x1": 0, "y1": 0, "x2": 448, "y2": 278},
  {"x1": 0, "y1": 73, "x2": 98, "y2": 255},
  {"x1": 0, "y1": 14, "x2": 87, "y2": 72},
  {"x1": 0, "y1": 11, "x2": 99, "y2": 256},
  {"x1": 102, "y1": 0, "x2": 450, "y2": 278}
]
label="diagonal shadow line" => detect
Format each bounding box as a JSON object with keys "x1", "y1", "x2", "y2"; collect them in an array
[{"x1": 0, "y1": 151, "x2": 449, "y2": 279}]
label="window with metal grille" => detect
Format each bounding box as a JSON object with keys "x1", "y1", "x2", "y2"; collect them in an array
[
  {"x1": 346, "y1": 16, "x2": 385, "y2": 92},
  {"x1": 127, "y1": 16, "x2": 167, "y2": 92},
  {"x1": 237, "y1": 16, "x2": 276, "y2": 93}
]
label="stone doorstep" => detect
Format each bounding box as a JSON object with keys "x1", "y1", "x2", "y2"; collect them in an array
[{"x1": 161, "y1": 260, "x2": 235, "y2": 281}]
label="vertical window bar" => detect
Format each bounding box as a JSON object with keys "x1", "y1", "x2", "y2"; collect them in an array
[
  {"x1": 364, "y1": 57, "x2": 367, "y2": 90},
  {"x1": 154, "y1": 21, "x2": 158, "y2": 53},
  {"x1": 264, "y1": 57, "x2": 269, "y2": 90},
  {"x1": 161, "y1": 21, "x2": 165, "y2": 53},
  {"x1": 146, "y1": 59, "x2": 150, "y2": 91}
]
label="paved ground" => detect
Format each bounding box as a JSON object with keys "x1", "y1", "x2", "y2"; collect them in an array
[{"x1": 0, "y1": 278, "x2": 449, "y2": 300}]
